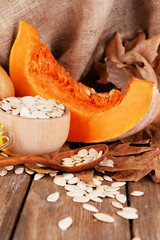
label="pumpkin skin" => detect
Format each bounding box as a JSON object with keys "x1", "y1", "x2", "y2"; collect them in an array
[{"x1": 9, "y1": 21, "x2": 160, "y2": 143}]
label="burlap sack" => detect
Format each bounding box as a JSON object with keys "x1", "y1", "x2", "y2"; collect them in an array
[{"x1": 1, "y1": 0, "x2": 160, "y2": 81}]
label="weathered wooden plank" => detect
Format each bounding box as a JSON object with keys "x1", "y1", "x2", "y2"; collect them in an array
[
  {"x1": 0, "y1": 170, "x2": 31, "y2": 240},
  {"x1": 13, "y1": 174, "x2": 130, "y2": 240},
  {"x1": 128, "y1": 176, "x2": 160, "y2": 240}
]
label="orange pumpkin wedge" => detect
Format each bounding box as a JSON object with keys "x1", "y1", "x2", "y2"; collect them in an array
[{"x1": 9, "y1": 21, "x2": 160, "y2": 143}]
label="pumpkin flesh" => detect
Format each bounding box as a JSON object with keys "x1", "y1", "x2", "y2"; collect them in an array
[{"x1": 9, "y1": 21, "x2": 160, "y2": 142}]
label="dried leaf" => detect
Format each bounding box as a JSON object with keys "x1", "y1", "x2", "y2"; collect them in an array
[
  {"x1": 74, "y1": 169, "x2": 95, "y2": 185},
  {"x1": 106, "y1": 59, "x2": 131, "y2": 87},
  {"x1": 112, "y1": 169, "x2": 150, "y2": 182},
  {"x1": 94, "y1": 60, "x2": 108, "y2": 84},
  {"x1": 125, "y1": 30, "x2": 146, "y2": 52},
  {"x1": 131, "y1": 34, "x2": 160, "y2": 64},
  {"x1": 105, "y1": 31, "x2": 125, "y2": 60},
  {"x1": 121, "y1": 52, "x2": 157, "y2": 83},
  {"x1": 25, "y1": 164, "x2": 57, "y2": 174},
  {"x1": 149, "y1": 171, "x2": 160, "y2": 183},
  {"x1": 109, "y1": 142, "x2": 153, "y2": 156}
]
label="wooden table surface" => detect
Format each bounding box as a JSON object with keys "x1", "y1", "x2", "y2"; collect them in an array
[{"x1": 0, "y1": 143, "x2": 160, "y2": 240}]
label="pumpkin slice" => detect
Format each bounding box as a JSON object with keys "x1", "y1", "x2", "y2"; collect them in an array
[{"x1": 9, "y1": 21, "x2": 160, "y2": 143}]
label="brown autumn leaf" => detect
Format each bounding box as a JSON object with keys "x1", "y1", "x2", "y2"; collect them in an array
[
  {"x1": 125, "y1": 29, "x2": 146, "y2": 52},
  {"x1": 112, "y1": 169, "x2": 150, "y2": 182},
  {"x1": 109, "y1": 142, "x2": 153, "y2": 156},
  {"x1": 95, "y1": 30, "x2": 160, "y2": 87},
  {"x1": 121, "y1": 52, "x2": 157, "y2": 83},
  {"x1": 131, "y1": 33, "x2": 160, "y2": 64},
  {"x1": 95, "y1": 147, "x2": 160, "y2": 182},
  {"x1": 74, "y1": 169, "x2": 95, "y2": 185},
  {"x1": 105, "y1": 31, "x2": 125, "y2": 61},
  {"x1": 94, "y1": 60, "x2": 108, "y2": 84}
]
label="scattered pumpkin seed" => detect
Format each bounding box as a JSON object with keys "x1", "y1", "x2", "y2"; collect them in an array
[
  {"x1": 93, "y1": 213, "x2": 115, "y2": 223},
  {"x1": 4, "y1": 165, "x2": 14, "y2": 171},
  {"x1": 67, "y1": 177, "x2": 79, "y2": 185},
  {"x1": 0, "y1": 167, "x2": 7, "y2": 176},
  {"x1": 34, "y1": 173, "x2": 45, "y2": 180},
  {"x1": 116, "y1": 194, "x2": 127, "y2": 203},
  {"x1": 67, "y1": 190, "x2": 85, "y2": 198},
  {"x1": 73, "y1": 196, "x2": 90, "y2": 203},
  {"x1": 123, "y1": 207, "x2": 138, "y2": 213},
  {"x1": 111, "y1": 182, "x2": 126, "y2": 187},
  {"x1": 117, "y1": 210, "x2": 138, "y2": 220},
  {"x1": 47, "y1": 192, "x2": 60, "y2": 202},
  {"x1": 89, "y1": 196, "x2": 103, "y2": 203},
  {"x1": 111, "y1": 200, "x2": 123, "y2": 209},
  {"x1": 53, "y1": 175, "x2": 66, "y2": 186},
  {"x1": 25, "y1": 167, "x2": 34, "y2": 175},
  {"x1": 131, "y1": 191, "x2": 144, "y2": 196},
  {"x1": 103, "y1": 175, "x2": 113, "y2": 182},
  {"x1": 83, "y1": 204, "x2": 99, "y2": 213},
  {"x1": 15, "y1": 167, "x2": 24, "y2": 175},
  {"x1": 77, "y1": 149, "x2": 88, "y2": 157},
  {"x1": 0, "y1": 96, "x2": 65, "y2": 119},
  {"x1": 58, "y1": 217, "x2": 72, "y2": 231}
]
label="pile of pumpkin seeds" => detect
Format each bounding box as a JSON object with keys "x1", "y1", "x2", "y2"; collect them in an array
[
  {"x1": 62, "y1": 148, "x2": 103, "y2": 167},
  {"x1": 0, "y1": 95, "x2": 65, "y2": 119},
  {"x1": 0, "y1": 149, "x2": 143, "y2": 240}
]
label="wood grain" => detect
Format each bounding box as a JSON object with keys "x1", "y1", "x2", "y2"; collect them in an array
[
  {"x1": 128, "y1": 176, "x2": 160, "y2": 240},
  {"x1": 0, "y1": 170, "x2": 31, "y2": 240},
  {"x1": 13, "y1": 175, "x2": 130, "y2": 240}
]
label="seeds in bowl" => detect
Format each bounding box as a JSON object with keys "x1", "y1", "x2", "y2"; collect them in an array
[
  {"x1": 61, "y1": 148, "x2": 103, "y2": 167},
  {"x1": 0, "y1": 95, "x2": 65, "y2": 119}
]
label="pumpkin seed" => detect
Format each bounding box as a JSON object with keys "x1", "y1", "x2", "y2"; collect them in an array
[
  {"x1": 132, "y1": 237, "x2": 141, "y2": 240},
  {"x1": 116, "y1": 194, "x2": 127, "y2": 203},
  {"x1": 34, "y1": 173, "x2": 45, "y2": 180},
  {"x1": 103, "y1": 175, "x2": 113, "y2": 182},
  {"x1": 98, "y1": 159, "x2": 114, "y2": 167},
  {"x1": 117, "y1": 210, "x2": 138, "y2": 220},
  {"x1": 49, "y1": 172, "x2": 57, "y2": 177},
  {"x1": 68, "y1": 177, "x2": 79, "y2": 185},
  {"x1": 47, "y1": 192, "x2": 60, "y2": 202},
  {"x1": 15, "y1": 167, "x2": 24, "y2": 175},
  {"x1": 77, "y1": 181, "x2": 87, "y2": 190},
  {"x1": 67, "y1": 190, "x2": 85, "y2": 198},
  {"x1": 103, "y1": 192, "x2": 115, "y2": 199},
  {"x1": 89, "y1": 196, "x2": 103, "y2": 203},
  {"x1": 58, "y1": 217, "x2": 72, "y2": 231},
  {"x1": 4, "y1": 165, "x2": 14, "y2": 171},
  {"x1": 65, "y1": 184, "x2": 79, "y2": 191},
  {"x1": 123, "y1": 207, "x2": 137, "y2": 213},
  {"x1": 111, "y1": 200, "x2": 123, "y2": 209},
  {"x1": 93, "y1": 177, "x2": 102, "y2": 186},
  {"x1": 97, "y1": 150, "x2": 103, "y2": 158},
  {"x1": 111, "y1": 182, "x2": 126, "y2": 187},
  {"x1": 88, "y1": 148, "x2": 98, "y2": 158},
  {"x1": 62, "y1": 173, "x2": 74, "y2": 180},
  {"x1": 25, "y1": 167, "x2": 34, "y2": 175},
  {"x1": 77, "y1": 149, "x2": 88, "y2": 157},
  {"x1": 93, "y1": 213, "x2": 115, "y2": 223},
  {"x1": 83, "y1": 204, "x2": 99, "y2": 213},
  {"x1": 131, "y1": 191, "x2": 144, "y2": 196},
  {"x1": 0, "y1": 167, "x2": 7, "y2": 176},
  {"x1": 73, "y1": 196, "x2": 90, "y2": 203},
  {"x1": 53, "y1": 175, "x2": 66, "y2": 186},
  {"x1": 0, "y1": 96, "x2": 65, "y2": 119}
]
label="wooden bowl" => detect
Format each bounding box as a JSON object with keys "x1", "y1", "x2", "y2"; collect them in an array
[{"x1": 0, "y1": 107, "x2": 70, "y2": 154}]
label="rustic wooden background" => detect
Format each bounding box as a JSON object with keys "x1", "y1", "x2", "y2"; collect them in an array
[{"x1": 0, "y1": 142, "x2": 160, "y2": 240}]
